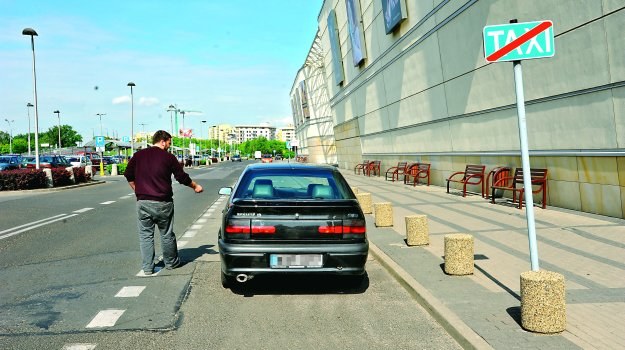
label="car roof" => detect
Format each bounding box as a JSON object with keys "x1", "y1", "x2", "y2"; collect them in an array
[{"x1": 244, "y1": 163, "x2": 338, "y2": 172}]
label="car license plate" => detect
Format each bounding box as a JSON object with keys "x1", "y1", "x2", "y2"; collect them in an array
[{"x1": 270, "y1": 254, "x2": 323, "y2": 268}]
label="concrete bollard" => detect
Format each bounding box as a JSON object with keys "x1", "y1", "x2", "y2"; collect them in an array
[
  {"x1": 444, "y1": 234, "x2": 474, "y2": 275},
  {"x1": 351, "y1": 186, "x2": 359, "y2": 194},
  {"x1": 521, "y1": 270, "x2": 566, "y2": 333},
  {"x1": 406, "y1": 215, "x2": 429, "y2": 246},
  {"x1": 111, "y1": 164, "x2": 118, "y2": 176},
  {"x1": 356, "y1": 192, "x2": 372, "y2": 214},
  {"x1": 43, "y1": 168, "x2": 53, "y2": 188},
  {"x1": 85, "y1": 165, "x2": 93, "y2": 178},
  {"x1": 373, "y1": 202, "x2": 393, "y2": 227},
  {"x1": 65, "y1": 166, "x2": 76, "y2": 184}
]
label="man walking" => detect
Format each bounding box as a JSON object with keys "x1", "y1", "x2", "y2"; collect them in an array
[{"x1": 124, "y1": 130, "x2": 203, "y2": 275}]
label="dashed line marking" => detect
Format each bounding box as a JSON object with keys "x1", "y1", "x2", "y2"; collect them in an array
[
  {"x1": 100, "y1": 201, "x2": 115, "y2": 205},
  {"x1": 115, "y1": 286, "x2": 146, "y2": 298},
  {"x1": 118, "y1": 195, "x2": 132, "y2": 199},
  {"x1": 183, "y1": 230, "x2": 197, "y2": 238},
  {"x1": 196, "y1": 218, "x2": 208, "y2": 223},
  {"x1": 189, "y1": 224, "x2": 202, "y2": 230},
  {"x1": 1, "y1": 214, "x2": 78, "y2": 240},
  {"x1": 73, "y1": 208, "x2": 94, "y2": 213},
  {"x1": 62, "y1": 344, "x2": 97, "y2": 350},
  {"x1": 177, "y1": 241, "x2": 188, "y2": 248},
  {"x1": 85, "y1": 309, "x2": 125, "y2": 328}
]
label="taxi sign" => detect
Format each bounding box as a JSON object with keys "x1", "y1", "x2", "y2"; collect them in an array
[{"x1": 483, "y1": 20, "x2": 554, "y2": 62}]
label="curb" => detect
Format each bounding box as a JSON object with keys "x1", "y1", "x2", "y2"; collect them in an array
[
  {"x1": 368, "y1": 242, "x2": 493, "y2": 350},
  {"x1": 0, "y1": 180, "x2": 106, "y2": 194}
]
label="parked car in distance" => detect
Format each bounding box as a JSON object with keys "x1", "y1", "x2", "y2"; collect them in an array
[
  {"x1": 67, "y1": 155, "x2": 93, "y2": 167},
  {"x1": 21, "y1": 156, "x2": 35, "y2": 168},
  {"x1": 275, "y1": 154, "x2": 283, "y2": 160},
  {"x1": 0, "y1": 155, "x2": 21, "y2": 171},
  {"x1": 217, "y1": 163, "x2": 368, "y2": 288},
  {"x1": 25, "y1": 155, "x2": 72, "y2": 169},
  {"x1": 231, "y1": 154, "x2": 242, "y2": 162},
  {"x1": 261, "y1": 154, "x2": 273, "y2": 163}
]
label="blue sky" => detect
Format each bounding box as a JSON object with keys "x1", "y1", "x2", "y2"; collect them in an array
[{"x1": 0, "y1": 0, "x2": 323, "y2": 141}]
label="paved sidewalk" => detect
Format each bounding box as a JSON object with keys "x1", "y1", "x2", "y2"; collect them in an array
[{"x1": 341, "y1": 170, "x2": 625, "y2": 350}]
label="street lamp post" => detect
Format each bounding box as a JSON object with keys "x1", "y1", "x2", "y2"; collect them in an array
[
  {"x1": 127, "y1": 82, "x2": 135, "y2": 157},
  {"x1": 53, "y1": 110, "x2": 61, "y2": 151},
  {"x1": 22, "y1": 28, "x2": 40, "y2": 169},
  {"x1": 201, "y1": 120, "x2": 206, "y2": 160},
  {"x1": 4, "y1": 119, "x2": 14, "y2": 154},
  {"x1": 180, "y1": 111, "x2": 186, "y2": 157},
  {"x1": 26, "y1": 103, "x2": 33, "y2": 155},
  {"x1": 96, "y1": 113, "x2": 106, "y2": 136},
  {"x1": 167, "y1": 104, "x2": 176, "y2": 136}
]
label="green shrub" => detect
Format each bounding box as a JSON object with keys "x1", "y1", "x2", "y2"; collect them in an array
[
  {"x1": 0, "y1": 169, "x2": 48, "y2": 191},
  {"x1": 106, "y1": 163, "x2": 127, "y2": 174}
]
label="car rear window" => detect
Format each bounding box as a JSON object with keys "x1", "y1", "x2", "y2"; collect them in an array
[{"x1": 234, "y1": 169, "x2": 353, "y2": 200}]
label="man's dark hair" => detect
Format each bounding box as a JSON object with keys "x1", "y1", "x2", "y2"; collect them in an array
[{"x1": 152, "y1": 130, "x2": 172, "y2": 144}]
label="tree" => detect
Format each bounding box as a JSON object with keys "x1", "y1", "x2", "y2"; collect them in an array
[{"x1": 39, "y1": 125, "x2": 83, "y2": 148}]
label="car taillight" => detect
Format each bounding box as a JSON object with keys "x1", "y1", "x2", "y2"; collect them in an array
[
  {"x1": 251, "y1": 225, "x2": 276, "y2": 234},
  {"x1": 225, "y1": 219, "x2": 251, "y2": 238},
  {"x1": 319, "y1": 219, "x2": 366, "y2": 238}
]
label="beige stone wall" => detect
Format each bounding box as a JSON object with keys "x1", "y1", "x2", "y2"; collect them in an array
[{"x1": 316, "y1": 0, "x2": 625, "y2": 218}]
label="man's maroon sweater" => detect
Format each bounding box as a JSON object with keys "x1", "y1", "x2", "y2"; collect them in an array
[{"x1": 124, "y1": 146, "x2": 192, "y2": 202}]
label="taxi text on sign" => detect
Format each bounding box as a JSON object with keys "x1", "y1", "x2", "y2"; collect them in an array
[{"x1": 483, "y1": 20, "x2": 554, "y2": 62}]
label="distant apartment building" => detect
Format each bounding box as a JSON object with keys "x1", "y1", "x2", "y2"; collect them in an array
[
  {"x1": 234, "y1": 123, "x2": 276, "y2": 143},
  {"x1": 276, "y1": 124, "x2": 295, "y2": 142},
  {"x1": 208, "y1": 124, "x2": 234, "y2": 144}
]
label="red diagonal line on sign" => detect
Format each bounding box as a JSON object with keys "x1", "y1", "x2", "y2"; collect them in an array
[{"x1": 486, "y1": 21, "x2": 552, "y2": 62}]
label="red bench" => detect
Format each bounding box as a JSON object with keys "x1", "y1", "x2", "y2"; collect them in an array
[
  {"x1": 404, "y1": 163, "x2": 431, "y2": 186},
  {"x1": 354, "y1": 160, "x2": 369, "y2": 175},
  {"x1": 385, "y1": 162, "x2": 408, "y2": 181},
  {"x1": 366, "y1": 160, "x2": 381, "y2": 177},
  {"x1": 446, "y1": 164, "x2": 486, "y2": 197},
  {"x1": 491, "y1": 168, "x2": 548, "y2": 209}
]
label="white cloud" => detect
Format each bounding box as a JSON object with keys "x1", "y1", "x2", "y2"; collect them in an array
[
  {"x1": 139, "y1": 97, "x2": 160, "y2": 106},
  {"x1": 112, "y1": 96, "x2": 131, "y2": 104}
]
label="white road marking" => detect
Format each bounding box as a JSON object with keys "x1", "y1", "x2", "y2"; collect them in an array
[
  {"x1": 85, "y1": 309, "x2": 125, "y2": 328},
  {"x1": 128, "y1": 193, "x2": 134, "y2": 196},
  {"x1": 196, "y1": 218, "x2": 208, "y2": 223},
  {"x1": 100, "y1": 201, "x2": 115, "y2": 205},
  {"x1": 118, "y1": 195, "x2": 132, "y2": 199},
  {"x1": 183, "y1": 230, "x2": 197, "y2": 238},
  {"x1": 0, "y1": 214, "x2": 78, "y2": 240},
  {"x1": 115, "y1": 286, "x2": 146, "y2": 298},
  {"x1": 207, "y1": 208, "x2": 216, "y2": 213},
  {"x1": 177, "y1": 241, "x2": 188, "y2": 248},
  {"x1": 73, "y1": 208, "x2": 94, "y2": 213},
  {"x1": 189, "y1": 224, "x2": 202, "y2": 230},
  {"x1": 62, "y1": 344, "x2": 97, "y2": 350},
  {"x1": 0, "y1": 214, "x2": 66, "y2": 235}
]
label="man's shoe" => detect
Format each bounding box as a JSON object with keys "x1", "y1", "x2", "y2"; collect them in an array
[
  {"x1": 166, "y1": 259, "x2": 183, "y2": 270},
  {"x1": 143, "y1": 270, "x2": 154, "y2": 276}
]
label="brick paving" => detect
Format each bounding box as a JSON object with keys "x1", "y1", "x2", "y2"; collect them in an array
[{"x1": 341, "y1": 170, "x2": 625, "y2": 350}]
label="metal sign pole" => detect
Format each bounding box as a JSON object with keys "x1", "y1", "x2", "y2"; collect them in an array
[{"x1": 513, "y1": 60, "x2": 540, "y2": 271}]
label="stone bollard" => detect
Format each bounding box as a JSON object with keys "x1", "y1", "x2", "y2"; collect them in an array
[
  {"x1": 521, "y1": 270, "x2": 566, "y2": 333},
  {"x1": 406, "y1": 215, "x2": 429, "y2": 246},
  {"x1": 43, "y1": 168, "x2": 54, "y2": 188},
  {"x1": 374, "y1": 202, "x2": 393, "y2": 227},
  {"x1": 444, "y1": 234, "x2": 474, "y2": 275},
  {"x1": 65, "y1": 166, "x2": 76, "y2": 184},
  {"x1": 351, "y1": 186, "x2": 359, "y2": 194},
  {"x1": 111, "y1": 164, "x2": 118, "y2": 176},
  {"x1": 356, "y1": 192, "x2": 372, "y2": 214},
  {"x1": 85, "y1": 165, "x2": 93, "y2": 178}
]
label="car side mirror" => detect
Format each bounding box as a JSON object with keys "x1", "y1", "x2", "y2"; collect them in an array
[{"x1": 218, "y1": 187, "x2": 232, "y2": 196}]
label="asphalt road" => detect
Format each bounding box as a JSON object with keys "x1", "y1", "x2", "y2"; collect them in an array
[{"x1": 0, "y1": 160, "x2": 462, "y2": 350}]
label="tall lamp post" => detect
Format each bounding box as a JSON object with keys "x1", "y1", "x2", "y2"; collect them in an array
[
  {"x1": 127, "y1": 82, "x2": 135, "y2": 156},
  {"x1": 26, "y1": 103, "x2": 33, "y2": 155},
  {"x1": 22, "y1": 28, "x2": 40, "y2": 169},
  {"x1": 4, "y1": 119, "x2": 14, "y2": 154},
  {"x1": 180, "y1": 111, "x2": 186, "y2": 156},
  {"x1": 96, "y1": 113, "x2": 106, "y2": 136},
  {"x1": 201, "y1": 120, "x2": 207, "y2": 159},
  {"x1": 167, "y1": 104, "x2": 176, "y2": 136},
  {"x1": 53, "y1": 110, "x2": 61, "y2": 150}
]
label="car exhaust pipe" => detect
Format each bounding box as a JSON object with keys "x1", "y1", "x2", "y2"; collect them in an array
[{"x1": 236, "y1": 274, "x2": 250, "y2": 283}]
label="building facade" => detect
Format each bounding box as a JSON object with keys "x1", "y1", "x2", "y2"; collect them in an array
[
  {"x1": 308, "y1": 0, "x2": 625, "y2": 218},
  {"x1": 276, "y1": 124, "x2": 295, "y2": 142},
  {"x1": 234, "y1": 123, "x2": 277, "y2": 143}
]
